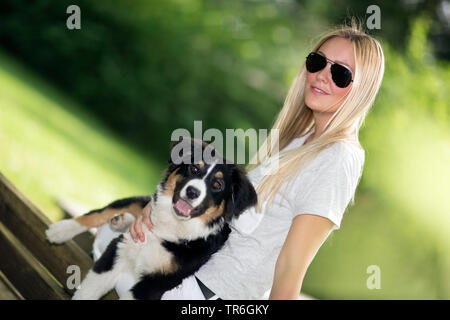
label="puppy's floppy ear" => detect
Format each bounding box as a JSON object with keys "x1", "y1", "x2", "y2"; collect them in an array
[{"x1": 230, "y1": 165, "x2": 258, "y2": 218}]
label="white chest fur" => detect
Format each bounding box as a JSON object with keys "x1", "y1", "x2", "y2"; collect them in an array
[
  {"x1": 119, "y1": 229, "x2": 174, "y2": 276},
  {"x1": 92, "y1": 224, "x2": 175, "y2": 299}
]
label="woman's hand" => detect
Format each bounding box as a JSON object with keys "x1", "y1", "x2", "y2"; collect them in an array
[{"x1": 128, "y1": 201, "x2": 153, "y2": 243}]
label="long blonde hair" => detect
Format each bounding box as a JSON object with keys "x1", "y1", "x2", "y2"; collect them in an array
[{"x1": 248, "y1": 22, "x2": 385, "y2": 212}]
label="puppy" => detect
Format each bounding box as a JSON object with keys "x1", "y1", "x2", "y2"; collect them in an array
[{"x1": 46, "y1": 138, "x2": 257, "y2": 299}]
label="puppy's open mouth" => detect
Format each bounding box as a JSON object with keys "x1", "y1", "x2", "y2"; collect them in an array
[{"x1": 173, "y1": 198, "x2": 193, "y2": 219}]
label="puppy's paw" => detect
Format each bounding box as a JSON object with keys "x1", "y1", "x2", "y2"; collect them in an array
[
  {"x1": 109, "y1": 213, "x2": 135, "y2": 232},
  {"x1": 46, "y1": 219, "x2": 87, "y2": 243}
]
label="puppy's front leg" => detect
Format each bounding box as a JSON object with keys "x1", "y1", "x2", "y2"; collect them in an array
[
  {"x1": 119, "y1": 290, "x2": 136, "y2": 300},
  {"x1": 72, "y1": 269, "x2": 119, "y2": 300},
  {"x1": 73, "y1": 235, "x2": 125, "y2": 300}
]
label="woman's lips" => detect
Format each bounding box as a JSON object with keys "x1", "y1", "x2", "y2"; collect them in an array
[{"x1": 311, "y1": 85, "x2": 329, "y2": 95}]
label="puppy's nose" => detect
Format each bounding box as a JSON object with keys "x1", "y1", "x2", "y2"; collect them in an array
[{"x1": 186, "y1": 186, "x2": 200, "y2": 200}]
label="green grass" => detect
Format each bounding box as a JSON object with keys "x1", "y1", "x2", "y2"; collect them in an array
[{"x1": 0, "y1": 51, "x2": 164, "y2": 222}]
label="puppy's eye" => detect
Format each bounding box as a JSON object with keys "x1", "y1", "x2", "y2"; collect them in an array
[
  {"x1": 190, "y1": 165, "x2": 200, "y2": 174},
  {"x1": 212, "y1": 180, "x2": 223, "y2": 191}
]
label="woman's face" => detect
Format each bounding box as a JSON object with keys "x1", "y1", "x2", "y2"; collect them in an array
[{"x1": 304, "y1": 37, "x2": 355, "y2": 115}]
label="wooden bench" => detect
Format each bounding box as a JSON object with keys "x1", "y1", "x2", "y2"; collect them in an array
[{"x1": 0, "y1": 172, "x2": 117, "y2": 299}]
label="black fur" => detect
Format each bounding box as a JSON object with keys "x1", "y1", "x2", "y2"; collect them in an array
[
  {"x1": 93, "y1": 234, "x2": 123, "y2": 274},
  {"x1": 228, "y1": 166, "x2": 258, "y2": 218},
  {"x1": 131, "y1": 226, "x2": 231, "y2": 300},
  {"x1": 85, "y1": 196, "x2": 151, "y2": 216},
  {"x1": 131, "y1": 272, "x2": 187, "y2": 300},
  {"x1": 108, "y1": 196, "x2": 151, "y2": 209}
]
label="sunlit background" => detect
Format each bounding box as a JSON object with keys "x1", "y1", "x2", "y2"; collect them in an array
[{"x1": 0, "y1": 0, "x2": 449, "y2": 299}]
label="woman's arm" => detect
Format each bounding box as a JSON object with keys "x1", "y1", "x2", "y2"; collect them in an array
[{"x1": 269, "y1": 214, "x2": 334, "y2": 300}]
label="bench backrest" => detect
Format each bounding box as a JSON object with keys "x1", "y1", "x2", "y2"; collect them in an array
[{"x1": 0, "y1": 172, "x2": 117, "y2": 299}]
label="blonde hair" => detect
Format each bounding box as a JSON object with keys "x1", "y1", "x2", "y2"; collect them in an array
[{"x1": 248, "y1": 21, "x2": 385, "y2": 212}]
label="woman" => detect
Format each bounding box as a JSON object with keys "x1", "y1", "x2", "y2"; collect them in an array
[{"x1": 129, "y1": 22, "x2": 384, "y2": 300}]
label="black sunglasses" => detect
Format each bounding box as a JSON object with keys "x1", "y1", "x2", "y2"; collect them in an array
[{"x1": 305, "y1": 52, "x2": 353, "y2": 88}]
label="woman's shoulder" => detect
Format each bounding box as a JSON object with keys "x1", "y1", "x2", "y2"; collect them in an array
[
  {"x1": 333, "y1": 140, "x2": 365, "y2": 157},
  {"x1": 314, "y1": 140, "x2": 365, "y2": 170}
]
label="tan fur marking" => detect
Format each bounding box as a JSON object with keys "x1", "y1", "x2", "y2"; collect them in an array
[
  {"x1": 156, "y1": 258, "x2": 179, "y2": 275},
  {"x1": 75, "y1": 202, "x2": 150, "y2": 228},
  {"x1": 214, "y1": 171, "x2": 223, "y2": 179},
  {"x1": 163, "y1": 168, "x2": 182, "y2": 197},
  {"x1": 198, "y1": 161, "x2": 205, "y2": 169},
  {"x1": 198, "y1": 200, "x2": 225, "y2": 225}
]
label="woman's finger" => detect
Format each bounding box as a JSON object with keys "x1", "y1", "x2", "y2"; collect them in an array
[
  {"x1": 142, "y1": 201, "x2": 153, "y2": 231},
  {"x1": 132, "y1": 214, "x2": 143, "y2": 242},
  {"x1": 135, "y1": 214, "x2": 144, "y2": 242},
  {"x1": 143, "y1": 215, "x2": 153, "y2": 231},
  {"x1": 129, "y1": 219, "x2": 137, "y2": 242}
]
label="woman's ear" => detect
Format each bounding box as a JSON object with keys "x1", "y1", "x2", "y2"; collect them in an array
[{"x1": 230, "y1": 166, "x2": 258, "y2": 218}]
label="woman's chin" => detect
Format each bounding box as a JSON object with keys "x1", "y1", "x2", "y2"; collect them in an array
[
  {"x1": 305, "y1": 95, "x2": 336, "y2": 113},
  {"x1": 305, "y1": 98, "x2": 323, "y2": 112}
]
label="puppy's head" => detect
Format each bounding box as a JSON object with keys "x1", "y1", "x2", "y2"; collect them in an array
[{"x1": 158, "y1": 137, "x2": 257, "y2": 228}]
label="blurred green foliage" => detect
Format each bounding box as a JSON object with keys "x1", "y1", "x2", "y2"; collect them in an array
[
  {"x1": 0, "y1": 0, "x2": 449, "y2": 299},
  {"x1": 306, "y1": 0, "x2": 450, "y2": 60},
  {"x1": 0, "y1": 0, "x2": 317, "y2": 162}
]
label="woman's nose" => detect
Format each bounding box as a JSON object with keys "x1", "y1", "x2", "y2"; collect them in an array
[{"x1": 315, "y1": 63, "x2": 331, "y2": 83}]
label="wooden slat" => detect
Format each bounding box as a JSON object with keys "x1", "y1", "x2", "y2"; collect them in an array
[
  {"x1": 0, "y1": 172, "x2": 117, "y2": 299},
  {"x1": 72, "y1": 232, "x2": 96, "y2": 257},
  {"x1": 0, "y1": 221, "x2": 68, "y2": 299},
  {"x1": 0, "y1": 173, "x2": 92, "y2": 296},
  {"x1": 0, "y1": 270, "x2": 23, "y2": 300}
]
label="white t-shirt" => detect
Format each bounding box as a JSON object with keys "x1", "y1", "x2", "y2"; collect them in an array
[{"x1": 194, "y1": 130, "x2": 365, "y2": 300}]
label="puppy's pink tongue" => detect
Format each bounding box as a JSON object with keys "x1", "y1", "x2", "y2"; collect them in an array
[{"x1": 175, "y1": 199, "x2": 193, "y2": 217}]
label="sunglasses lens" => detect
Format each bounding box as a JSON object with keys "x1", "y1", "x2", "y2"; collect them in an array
[
  {"x1": 306, "y1": 52, "x2": 353, "y2": 88},
  {"x1": 306, "y1": 53, "x2": 326, "y2": 73},
  {"x1": 331, "y1": 64, "x2": 352, "y2": 88}
]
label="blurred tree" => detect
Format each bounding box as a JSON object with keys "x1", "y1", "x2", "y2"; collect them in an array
[
  {"x1": 0, "y1": 0, "x2": 449, "y2": 159},
  {"x1": 0, "y1": 0, "x2": 305, "y2": 162},
  {"x1": 0, "y1": 0, "x2": 447, "y2": 162},
  {"x1": 298, "y1": 0, "x2": 450, "y2": 60}
]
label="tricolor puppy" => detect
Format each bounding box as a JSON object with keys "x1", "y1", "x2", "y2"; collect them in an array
[{"x1": 46, "y1": 138, "x2": 257, "y2": 300}]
